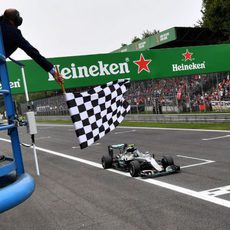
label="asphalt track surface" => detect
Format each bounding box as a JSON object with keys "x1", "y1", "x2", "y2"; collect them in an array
[{"x1": 0, "y1": 124, "x2": 230, "y2": 230}]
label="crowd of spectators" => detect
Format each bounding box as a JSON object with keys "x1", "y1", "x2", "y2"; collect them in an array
[
  {"x1": 20, "y1": 72, "x2": 230, "y2": 115},
  {"x1": 126, "y1": 72, "x2": 230, "y2": 113}
]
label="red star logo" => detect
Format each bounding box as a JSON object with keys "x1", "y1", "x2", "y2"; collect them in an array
[
  {"x1": 182, "y1": 49, "x2": 193, "y2": 61},
  {"x1": 133, "y1": 54, "x2": 152, "y2": 74}
]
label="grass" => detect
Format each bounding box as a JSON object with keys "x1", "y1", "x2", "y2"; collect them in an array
[
  {"x1": 120, "y1": 121, "x2": 230, "y2": 130},
  {"x1": 37, "y1": 119, "x2": 230, "y2": 131}
]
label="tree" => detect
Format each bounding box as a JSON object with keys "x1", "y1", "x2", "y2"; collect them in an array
[
  {"x1": 131, "y1": 29, "x2": 160, "y2": 43},
  {"x1": 200, "y1": 0, "x2": 230, "y2": 41},
  {"x1": 120, "y1": 28, "x2": 160, "y2": 47},
  {"x1": 141, "y1": 29, "x2": 159, "y2": 39},
  {"x1": 131, "y1": 36, "x2": 141, "y2": 43}
]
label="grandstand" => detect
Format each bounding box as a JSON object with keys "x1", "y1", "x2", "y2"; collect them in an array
[
  {"x1": 20, "y1": 72, "x2": 229, "y2": 116},
  {"x1": 19, "y1": 27, "x2": 230, "y2": 115}
]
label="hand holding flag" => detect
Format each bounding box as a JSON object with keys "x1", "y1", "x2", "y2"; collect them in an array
[{"x1": 53, "y1": 66, "x2": 65, "y2": 93}]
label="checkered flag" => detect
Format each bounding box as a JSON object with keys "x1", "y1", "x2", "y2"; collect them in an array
[{"x1": 65, "y1": 79, "x2": 130, "y2": 149}]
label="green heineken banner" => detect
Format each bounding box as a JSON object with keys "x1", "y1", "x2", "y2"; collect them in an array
[{"x1": 5, "y1": 44, "x2": 230, "y2": 94}]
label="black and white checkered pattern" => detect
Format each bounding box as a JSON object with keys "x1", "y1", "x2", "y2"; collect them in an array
[{"x1": 65, "y1": 79, "x2": 130, "y2": 149}]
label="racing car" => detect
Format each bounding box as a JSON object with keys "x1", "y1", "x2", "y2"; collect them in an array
[{"x1": 101, "y1": 144, "x2": 180, "y2": 177}]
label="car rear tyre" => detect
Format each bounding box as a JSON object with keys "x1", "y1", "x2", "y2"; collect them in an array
[
  {"x1": 129, "y1": 160, "x2": 140, "y2": 177},
  {"x1": 101, "y1": 155, "x2": 113, "y2": 169},
  {"x1": 161, "y1": 156, "x2": 174, "y2": 169}
]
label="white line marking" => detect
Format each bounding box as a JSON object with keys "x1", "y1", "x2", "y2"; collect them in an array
[
  {"x1": 114, "y1": 130, "x2": 136, "y2": 135},
  {"x1": 0, "y1": 138, "x2": 10, "y2": 143},
  {"x1": 37, "y1": 123, "x2": 230, "y2": 133},
  {"x1": 202, "y1": 135, "x2": 230, "y2": 141},
  {"x1": 72, "y1": 146, "x2": 80, "y2": 149},
  {"x1": 36, "y1": 146, "x2": 101, "y2": 167},
  {"x1": 0, "y1": 137, "x2": 100, "y2": 168},
  {"x1": 199, "y1": 185, "x2": 230, "y2": 197},
  {"x1": 0, "y1": 137, "x2": 229, "y2": 208},
  {"x1": 180, "y1": 162, "x2": 215, "y2": 169},
  {"x1": 177, "y1": 155, "x2": 213, "y2": 162},
  {"x1": 68, "y1": 129, "x2": 74, "y2": 131},
  {"x1": 177, "y1": 155, "x2": 215, "y2": 169}
]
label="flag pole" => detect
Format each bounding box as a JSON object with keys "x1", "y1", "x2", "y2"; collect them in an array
[
  {"x1": 8, "y1": 57, "x2": 40, "y2": 176},
  {"x1": 21, "y1": 65, "x2": 40, "y2": 176}
]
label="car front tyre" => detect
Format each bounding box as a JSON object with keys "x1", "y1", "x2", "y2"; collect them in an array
[
  {"x1": 101, "y1": 155, "x2": 113, "y2": 169},
  {"x1": 161, "y1": 156, "x2": 174, "y2": 169},
  {"x1": 129, "y1": 160, "x2": 141, "y2": 177}
]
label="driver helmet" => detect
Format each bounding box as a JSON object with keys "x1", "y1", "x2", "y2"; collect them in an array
[{"x1": 126, "y1": 144, "x2": 136, "y2": 153}]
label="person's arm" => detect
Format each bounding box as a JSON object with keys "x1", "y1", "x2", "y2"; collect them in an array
[{"x1": 14, "y1": 29, "x2": 63, "y2": 85}]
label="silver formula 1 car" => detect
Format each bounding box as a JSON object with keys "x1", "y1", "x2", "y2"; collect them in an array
[{"x1": 101, "y1": 144, "x2": 180, "y2": 177}]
